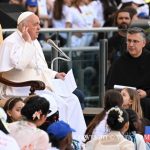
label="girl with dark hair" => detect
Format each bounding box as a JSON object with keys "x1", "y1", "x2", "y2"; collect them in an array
[
  {"x1": 3, "y1": 97, "x2": 24, "y2": 123},
  {"x1": 85, "y1": 107, "x2": 134, "y2": 150},
  {"x1": 85, "y1": 89, "x2": 123, "y2": 142},
  {"x1": 8, "y1": 95, "x2": 50, "y2": 150}
]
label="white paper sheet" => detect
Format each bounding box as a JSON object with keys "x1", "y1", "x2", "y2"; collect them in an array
[
  {"x1": 51, "y1": 69, "x2": 77, "y2": 97},
  {"x1": 114, "y1": 85, "x2": 137, "y2": 90}
]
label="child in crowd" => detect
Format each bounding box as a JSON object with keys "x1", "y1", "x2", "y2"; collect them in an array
[
  {"x1": 0, "y1": 107, "x2": 20, "y2": 150},
  {"x1": 51, "y1": 0, "x2": 72, "y2": 47},
  {"x1": 85, "y1": 89, "x2": 123, "y2": 142},
  {"x1": 8, "y1": 95, "x2": 50, "y2": 150},
  {"x1": 25, "y1": 0, "x2": 38, "y2": 14},
  {"x1": 121, "y1": 88, "x2": 143, "y2": 118},
  {"x1": 46, "y1": 120, "x2": 75, "y2": 150},
  {"x1": 3, "y1": 97, "x2": 24, "y2": 123},
  {"x1": 85, "y1": 107, "x2": 134, "y2": 150},
  {"x1": 125, "y1": 109, "x2": 146, "y2": 150}
]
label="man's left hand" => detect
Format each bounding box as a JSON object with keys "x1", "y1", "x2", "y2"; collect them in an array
[{"x1": 55, "y1": 72, "x2": 66, "y2": 80}]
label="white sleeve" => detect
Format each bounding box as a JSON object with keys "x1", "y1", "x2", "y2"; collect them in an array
[
  {"x1": 64, "y1": 6, "x2": 72, "y2": 23},
  {"x1": 48, "y1": 68, "x2": 57, "y2": 79},
  {"x1": 136, "y1": 134, "x2": 146, "y2": 150},
  {"x1": 10, "y1": 42, "x2": 36, "y2": 70}
]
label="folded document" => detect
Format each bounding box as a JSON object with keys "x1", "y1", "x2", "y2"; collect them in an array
[
  {"x1": 51, "y1": 69, "x2": 77, "y2": 97},
  {"x1": 114, "y1": 85, "x2": 136, "y2": 90}
]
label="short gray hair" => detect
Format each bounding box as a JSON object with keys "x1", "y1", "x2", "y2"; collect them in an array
[{"x1": 127, "y1": 27, "x2": 146, "y2": 40}]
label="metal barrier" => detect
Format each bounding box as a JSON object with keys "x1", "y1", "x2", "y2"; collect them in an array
[{"x1": 2, "y1": 27, "x2": 118, "y2": 107}]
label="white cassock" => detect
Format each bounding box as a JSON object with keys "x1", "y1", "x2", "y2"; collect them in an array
[{"x1": 0, "y1": 30, "x2": 86, "y2": 142}]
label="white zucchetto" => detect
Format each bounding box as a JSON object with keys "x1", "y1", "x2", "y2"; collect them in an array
[{"x1": 17, "y1": 11, "x2": 34, "y2": 25}]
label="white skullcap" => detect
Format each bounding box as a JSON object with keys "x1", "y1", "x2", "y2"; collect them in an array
[
  {"x1": 17, "y1": 11, "x2": 34, "y2": 25},
  {"x1": 122, "y1": 0, "x2": 144, "y2": 4}
]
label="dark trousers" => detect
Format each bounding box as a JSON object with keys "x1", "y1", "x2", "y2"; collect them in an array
[{"x1": 73, "y1": 88, "x2": 85, "y2": 109}]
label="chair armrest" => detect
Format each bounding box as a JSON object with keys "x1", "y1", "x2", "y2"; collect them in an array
[{"x1": 0, "y1": 76, "x2": 45, "y2": 95}]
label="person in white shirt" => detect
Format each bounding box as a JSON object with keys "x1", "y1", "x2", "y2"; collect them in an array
[
  {"x1": 70, "y1": 0, "x2": 100, "y2": 47},
  {"x1": 51, "y1": 0, "x2": 72, "y2": 46},
  {"x1": 0, "y1": 11, "x2": 86, "y2": 143}
]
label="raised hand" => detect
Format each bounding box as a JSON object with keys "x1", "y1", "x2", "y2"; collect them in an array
[{"x1": 22, "y1": 26, "x2": 32, "y2": 43}]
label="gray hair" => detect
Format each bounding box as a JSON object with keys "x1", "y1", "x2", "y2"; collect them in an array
[{"x1": 127, "y1": 27, "x2": 146, "y2": 40}]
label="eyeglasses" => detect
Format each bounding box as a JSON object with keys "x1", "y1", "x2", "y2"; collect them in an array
[{"x1": 127, "y1": 39, "x2": 141, "y2": 44}]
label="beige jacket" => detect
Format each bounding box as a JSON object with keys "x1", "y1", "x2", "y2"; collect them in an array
[
  {"x1": 85, "y1": 131, "x2": 135, "y2": 150},
  {"x1": 8, "y1": 120, "x2": 49, "y2": 150}
]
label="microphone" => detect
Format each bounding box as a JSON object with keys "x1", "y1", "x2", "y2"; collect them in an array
[{"x1": 47, "y1": 39, "x2": 71, "y2": 61}]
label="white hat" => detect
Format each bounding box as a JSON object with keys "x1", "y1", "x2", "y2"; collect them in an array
[
  {"x1": 17, "y1": 11, "x2": 34, "y2": 25},
  {"x1": 122, "y1": 0, "x2": 144, "y2": 4}
]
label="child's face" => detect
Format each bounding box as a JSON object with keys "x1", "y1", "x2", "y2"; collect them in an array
[
  {"x1": 7, "y1": 101, "x2": 25, "y2": 122},
  {"x1": 121, "y1": 89, "x2": 132, "y2": 109}
]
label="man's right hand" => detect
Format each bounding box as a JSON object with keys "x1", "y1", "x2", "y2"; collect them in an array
[{"x1": 22, "y1": 26, "x2": 32, "y2": 43}]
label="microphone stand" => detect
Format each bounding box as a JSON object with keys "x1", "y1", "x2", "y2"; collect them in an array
[
  {"x1": 48, "y1": 39, "x2": 71, "y2": 71},
  {"x1": 51, "y1": 40, "x2": 59, "y2": 71},
  {"x1": 51, "y1": 57, "x2": 70, "y2": 71}
]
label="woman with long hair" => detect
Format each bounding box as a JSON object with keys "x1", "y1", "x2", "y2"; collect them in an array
[{"x1": 85, "y1": 89, "x2": 123, "y2": 142}]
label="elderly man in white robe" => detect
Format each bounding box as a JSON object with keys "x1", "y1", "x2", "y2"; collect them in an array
[{"x1": 0, "y1": 11, "x2": 86, "y2": 142}]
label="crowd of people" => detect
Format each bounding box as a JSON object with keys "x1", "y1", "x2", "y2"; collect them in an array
[{"x1": 0, "y1": 0, "x2": 150, "y2": 150}]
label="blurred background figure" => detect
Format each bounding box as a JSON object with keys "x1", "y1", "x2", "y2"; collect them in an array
[
  {"x1": 120, "y1": 0, "x2": 149, "y2": 19},
  {"x1": 9, "y1": 0, "x2": 25, "y2": 5},
  {"x1": 25, "y1": 0, "x2": 38, "y2": 14},
  {"x1": 50, "y1": 0, "x2": 72, "y2": 47}
]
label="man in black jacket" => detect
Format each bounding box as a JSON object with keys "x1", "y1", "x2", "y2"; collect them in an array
[
  {"x1": 106, "y1": 27, "x2": 150, "y2": 119},
  {"x1": 108, "y1": 7, "x2": 138, "y2": 63}
]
